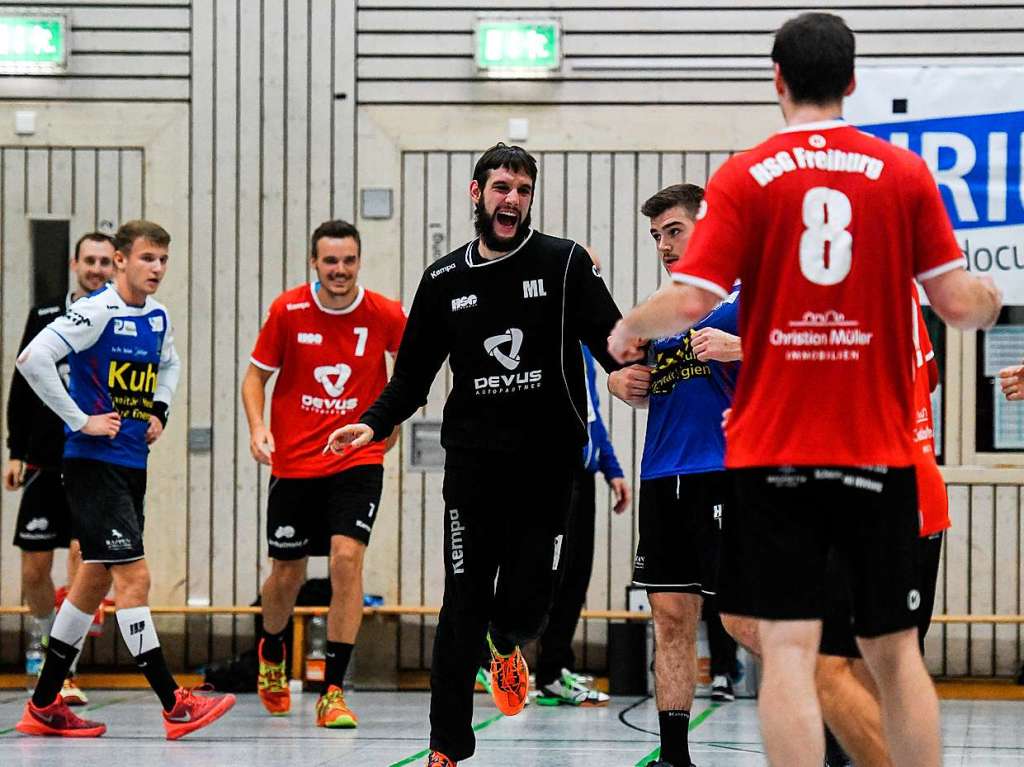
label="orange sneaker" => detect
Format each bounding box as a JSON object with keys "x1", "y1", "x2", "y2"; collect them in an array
[
  {"x1": 315, "y1": 684, "x2": 358, "y2": 728},
  {"x1": 257, "y1": 638, "x2": 290, "y2": 715},
  {"x1": 488, "y1": 634, "x2": 529, "y2": 716},
  {"x1": 15, "y1": 695, "x2": 106, "y2": 737},
  {"x1": 426, "y1": 751, "x2": 457, "y2": 766},
  {"x1": 162, "y1": 685, "x2": 235, "y2": 740}
]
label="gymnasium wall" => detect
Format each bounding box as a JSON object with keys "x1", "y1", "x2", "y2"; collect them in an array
[{"x1": 0, "y1": 0, "x2": 1021, "y2": 681}]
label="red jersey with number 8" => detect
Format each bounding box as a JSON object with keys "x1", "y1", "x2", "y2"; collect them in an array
[
  {"x1": 251, "y1": 283, "x2": 406, "y2": 478},
  {"x1": 672, "y1": 120, "x2": 965, "y2": 467}
]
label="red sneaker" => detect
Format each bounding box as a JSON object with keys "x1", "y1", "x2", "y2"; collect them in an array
[
  {"x1": 489, "y1": 640, "x2": 529, "y2": 716},
  {"x1": 426, "y1": 751, "x2": 457, "y2": 766},
  {"x1": 162, "y1": 685, "x2": 236, "y2": 740},
  {"x1": 15, "y1": 695, "x2": 106, "y2": 737}
]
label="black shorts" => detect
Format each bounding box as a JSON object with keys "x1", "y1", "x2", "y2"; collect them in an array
[
  {"x1": 12, "y1": 467, "x2": 73, "y2": 551},
  {"x1": 267, "y1": 464, "x2": 384, "y2": 559},
  {"x1": 63, "y1": 458, "x2": 147, "y2": 564},
  {"x1": 820, "y1": 532, "x2": 944, "y2": 658},
  {"x1": 632, "y1": 471, "x2": 728, "y2": 596},
  {"x1": 719, "y1": 466, "x2": 921, "y2": 638}
]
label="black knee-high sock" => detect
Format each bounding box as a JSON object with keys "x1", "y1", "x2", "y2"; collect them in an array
[
  {"x1": 260, "y1": 626, "x2": 287, "y2": 664},
  {"x1": 659, "y1": 709, "x2": 691, "y2": 767},
  {"x1": 137, "y1": 647, "x2": 179, "y2": 711},
  {"x1": 31, "y1": 638, "x2": 78, "y2": 708},
  {"x1": 323, "y1": 641, "x2": 354, "y2": 693}
]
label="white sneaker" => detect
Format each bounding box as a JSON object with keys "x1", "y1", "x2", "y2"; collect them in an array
[
  {"x1": 536, "y1": 668, "x2": 610, "y2": 707},
  {"x1": 710, "y1": 674, "x2": 734, "y2": 702}
]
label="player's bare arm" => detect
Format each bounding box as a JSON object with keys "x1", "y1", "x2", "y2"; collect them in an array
[
  {"x1": 608, "y1": 365, "x2": 651, "y2": 409},
  {"x1": 609, "y1": 283, "x2": 720, "y2": 364},
  {"x1": 922, "y1": 268, "x2": 1002, "y2": 330},
  {"x1": 691, "y1": 327, "x2": 742, "y2": 363},
  {"x1": 241, "y1": 363, "x2": 276, "y2": 465}
]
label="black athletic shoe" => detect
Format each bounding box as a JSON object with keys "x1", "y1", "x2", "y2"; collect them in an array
[
  {"x1": 648, "y1": 762, "x2": 697, "y2": 767},
  {"x1": 824, "y1": 726, "x2": 852, "y2": 767}
]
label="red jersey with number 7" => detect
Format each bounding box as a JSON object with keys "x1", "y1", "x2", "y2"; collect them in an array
[
  {"x1": 672, "y1": 120, "x2": 965, "y2": 467},
  {"x1": 250, "y1": 283, "x2": 406, "y2": 478}
]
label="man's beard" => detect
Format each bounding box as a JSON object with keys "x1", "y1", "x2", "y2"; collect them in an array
[{"x1": 474, "y1": 199, "x2": 532, "y2": 253}]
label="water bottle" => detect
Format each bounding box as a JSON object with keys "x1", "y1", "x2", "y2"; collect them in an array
[
  {"x1": 304, "y1": 615, "x2": 326, "y2": 691},
  {"x1": 25, "y1": 637, "x2": 44, "y2": 692}
]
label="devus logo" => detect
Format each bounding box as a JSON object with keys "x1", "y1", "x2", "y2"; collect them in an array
[
  {"x1": 484, "y1": 328, "x2": 524, "y2": 371},
  {"x1": 113, "y1": 319, "x2": 138, "y2": 337},
  {"x1": 314, "y1": 363, "x2": 352, "y2": 397},
  {"x1": 148, "y1": 315, "x2": 164, "y2": 332},
  {"x1": 523, "y1": 279, "x2": 547, "y2": 299}
]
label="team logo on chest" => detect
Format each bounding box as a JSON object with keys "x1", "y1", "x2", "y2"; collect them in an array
[
  {"x1": 475, "y1": 328, "x2": 542, "y2": 395},
  {"x1": 303, "y1": 363, "x2": 358, "y2": 416}
]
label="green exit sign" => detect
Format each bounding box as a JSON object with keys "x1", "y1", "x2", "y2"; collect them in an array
[
  {"x1": 0, "y1": 14, "x2": 67, "y2": 74},
  {"x1": 476, "y1": 20, "x2": 561, "y2": 76}
]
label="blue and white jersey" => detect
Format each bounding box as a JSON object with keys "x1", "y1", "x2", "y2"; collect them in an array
[
  {"x1": 640, "y1": 287, "x2": 740, "y2": 480},
  {"x1": 42, "y1": 285, "x2": 180, "y2": 469}
]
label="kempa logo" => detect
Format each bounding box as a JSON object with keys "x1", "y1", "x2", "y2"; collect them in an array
[
  {"x1": 25, "y1": 517, "x2": 49, "y2": 532},
  {"x1": 484, "y1": 328, "x2": 524, "y2": 371},
  {"x1": 286, "y1": 301, "x2": 311, "y2": 311},
  {"x1": 314, "y1": 363, "x2": 352, "y2": 397},
  {"x1": 449, "y1": 508, "x2": 466, "y2": 574},
  {"x1": 430, "y1": 262, "x2": 456, "y2": 279},
  {"x1": 523, "y1": 279, "x2": 547, "y2": 298},
  {"x1": 298, "y1": 332, "x2": 323, "y2": 345},
  {"x1": 451, "y1": 294, "x2": 477, "y2": 312},
  {"x1": 275, "y1": 525, "x2": 296, "y2": 539}
]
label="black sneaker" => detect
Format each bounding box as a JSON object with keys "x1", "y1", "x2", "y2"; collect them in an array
[
  {"x1": 710, "y1": 674, "x2": 735, "y2": 702},
  {"x1": 824, "y1": 726, "x2": 852, "y2": 767},
  {"x1": 648, "y1": 762, "x2": 697, "y2": 767}
]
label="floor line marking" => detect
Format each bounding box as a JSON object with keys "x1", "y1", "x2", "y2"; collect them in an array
[
  {"x1": 387, "y1": 712, "x2": 504, "y2": 767},
  {"x1": 633, "y1": 703, "x2": 721, "y2": 767}
]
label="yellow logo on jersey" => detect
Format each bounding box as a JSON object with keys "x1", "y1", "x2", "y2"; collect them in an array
[{"x1": 108, "y1": 361, "x2": 158, "y2": 394}]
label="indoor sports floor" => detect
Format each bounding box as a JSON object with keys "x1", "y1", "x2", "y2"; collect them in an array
[{"x1": 1, "y1": 690, "x2": 1023, "y2": 766}]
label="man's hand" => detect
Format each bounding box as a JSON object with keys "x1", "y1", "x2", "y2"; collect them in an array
[
  {"x1": 145, "y1": 416, "x2": 164, "y2": 445},
  {"x1": 325, "y1": 423, "x2": 374, "y2": 455},
  {"x1": 691, "y1": 327, "x2": 742, "y2": 362},
  {"x1": 610, "y1": 477, "x2": 631, "y2": 515},
  {"x1": 608, "y1": 320, "x2": 646, "y2": 365},
  {"x1": 249, "y1": 423, "x2": 276, "y2": 465},
  {"x1": 999, "y1": 363, "x2": 1024, "y2": 401},
  {"x1": 3, "y1": 459, "x2": 24, "y2": 491},
  {"x1": 82, "y1": 412, "x2": 121, "y2": 438},
  {"x1": 608, "y1": 365, "x2": 651, "y2": 408}
]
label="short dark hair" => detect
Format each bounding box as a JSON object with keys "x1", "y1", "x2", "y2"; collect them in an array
[
  {"x1": 472, "y1": 143, "x2": 538, "y2": 189},
  {"x1": 73, "y1": 231, "x2": 115, "y2": 260},
  {"x1": 641, "y1": 184, "x2": 704, "y2": 220},
  {"x1": 113, "y1": 220, "x2": 170, "y2": 255},
  {"x1": 771, "y1": 13, "x2": 855, "y2": 106},
  {"x1": 310, "y1": 219, "x2": 361, "y2": 259}
]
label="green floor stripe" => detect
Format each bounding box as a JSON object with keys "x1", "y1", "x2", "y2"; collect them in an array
[
  {"x1": 387, "y1": 712, "x2": 505, "y2": 767},
  {"x1": 0, "y1": 692, "x2": 143, "y2": 737},
  {"x1": 633, "y1": 703, "x2": 720, "y2": 767}
]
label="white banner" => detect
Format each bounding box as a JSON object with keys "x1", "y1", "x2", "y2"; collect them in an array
[{"x1": 846, "y1": 67, "x2": 1024, "y2": 305}]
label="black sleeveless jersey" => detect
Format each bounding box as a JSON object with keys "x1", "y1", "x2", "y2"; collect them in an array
[{"x1": 360, "y1": 230, "x2": 622, "y2": 466}]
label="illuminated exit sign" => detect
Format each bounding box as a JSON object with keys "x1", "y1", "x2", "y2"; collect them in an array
[
  {"x1": 0, "y1": 14, "x2": 67, "y2": 74},
  {"x1": 475, "y1": 20, "x2": 561, "y2": 76}
]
